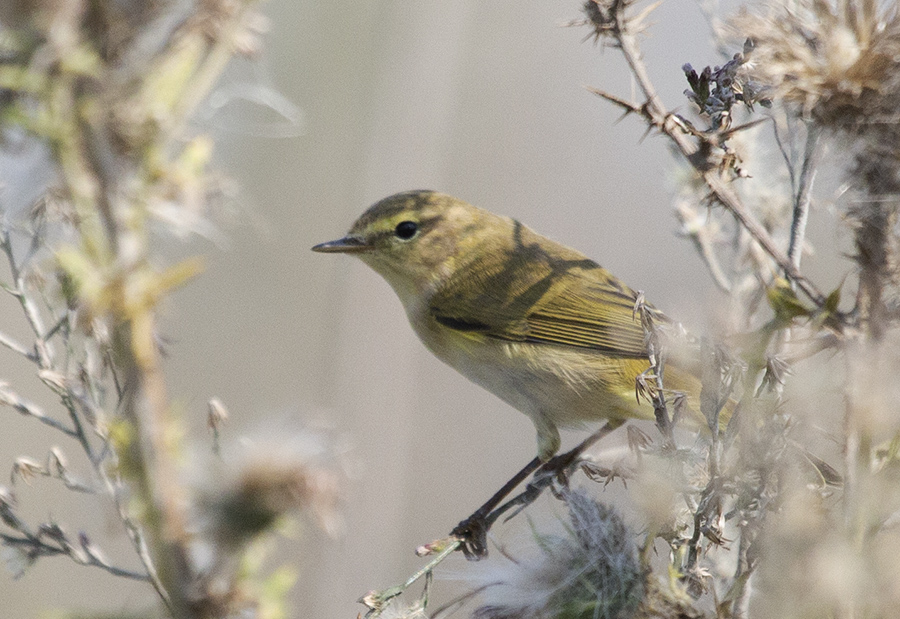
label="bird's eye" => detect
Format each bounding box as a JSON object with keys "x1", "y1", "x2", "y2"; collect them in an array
[{"x1": 394, "y1": 220, "x2": 418, "y2": 240}]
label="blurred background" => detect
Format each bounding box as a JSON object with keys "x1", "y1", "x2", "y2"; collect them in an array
[{"x1": 0, "y1": 0, "x2": 811, "y2": 616}]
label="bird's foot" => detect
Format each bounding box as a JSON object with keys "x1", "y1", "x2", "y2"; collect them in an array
[{"x1": 451, "y1": 510, "x2": 490, "y2": 560}]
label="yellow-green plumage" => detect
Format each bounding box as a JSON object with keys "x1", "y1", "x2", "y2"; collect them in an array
[{"x1": 313, "y1": 190, "x2": 711, "y2": 460}]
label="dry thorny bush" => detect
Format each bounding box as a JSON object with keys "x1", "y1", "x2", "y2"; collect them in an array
[
  {"x1": 0, "y1": 2, "x2": 342, "y2": 618},
  {"x1": 1, "y1": 0, "x2": 900, "y2": 618}
]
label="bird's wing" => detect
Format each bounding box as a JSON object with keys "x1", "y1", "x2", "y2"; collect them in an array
[
  {"x1": 522, "y1": 268, "x2": 651, "y2": 358},
  {"x1": 427, "y1": 221, "x2": 658, "y2": 358}
]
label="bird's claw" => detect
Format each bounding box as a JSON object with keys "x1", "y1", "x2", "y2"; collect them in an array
[{"x1": 451, "y1": 514, "x2": 489, "y2": 560}]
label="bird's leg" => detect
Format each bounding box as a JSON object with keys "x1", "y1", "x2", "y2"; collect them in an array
[
  {"x1": 451, "y1": 421, "x2": 622, "y2": 560},
  {"x1": 541, "y1": 420, "x2": 622, "y2": 476},
  {"x1": 450, "y1": 455, "x2": 541, "y2": 559}
]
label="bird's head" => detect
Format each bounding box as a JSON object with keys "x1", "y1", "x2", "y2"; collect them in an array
[{"x1": 313, "y1": 191, "x2": 501, "y2": 303}]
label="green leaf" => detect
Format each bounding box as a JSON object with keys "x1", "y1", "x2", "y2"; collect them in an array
[{"x1": 766, "y1": 278, "x2": 810, "y2": 326}]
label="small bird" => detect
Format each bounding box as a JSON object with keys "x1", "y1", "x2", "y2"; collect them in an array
[{"x1": 313, "y1": 190, "x2": 713, "y2": 461}]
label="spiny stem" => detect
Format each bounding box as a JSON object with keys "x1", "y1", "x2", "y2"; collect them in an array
[{"x1": 594, "y1": 0, "x2": 828, "y2": 307}]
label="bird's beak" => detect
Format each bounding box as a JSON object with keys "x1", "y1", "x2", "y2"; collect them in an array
[{"x1": 311, "y1": 236, "x2": 373, "y2": 254}]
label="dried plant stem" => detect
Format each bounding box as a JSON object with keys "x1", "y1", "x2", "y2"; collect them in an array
[
  {"x1": 0, "y1": 232, "x2": 173, "y2": 603},
  {"x1": 362, "y1": 544, "x2": 453, "y2": 614},
  {"x1": 843, "y1": 149, "x2": 900, "y2": 566},
  {"x1": 731, "y1": 531, "x2": 754, "y2": 619},
  {"x1": 0, "y1": 328, "x2": 35, "y2": 360},
  {"x1": 54, "y1": 3, "x2": 263, "y2": 612},
  {"x1": 114, "y1": 324, "x2": 192, "y2": 615},
  {"x1": 0, "y1": 210, "x2": 170, "y2": 597},
  {"x1": 0, "y1": 1, "x2": 306, "y2": 616},
  {"x1": 787, "y1": 124, "x2": 820, "y2": 270},
  {"x1": 101, "y1": 466, "x2": 172, "y2": 607},
  {"x1": 853, "y1": 202, "x2": 898, "y2": 341},
  {"x1": 0, "y1": 383, "x2": 78, "y2": 437},
  {"x1": 49, "y1": 61, "x2": 195, "y2": 616},
  {"x1": 590, "y1": 0, "x2": 827, "y2": 307},
  {"x1": 0, "y1": 228, "x2": 54, "y2": 368},
  {"x1": 0, "y1": 532, "x2": 150, "y2": 581},
  {"x1": 634, "y1": 293, "x2": 674, "y2": 440},
  {"x1": 841, "y1": 341, "x2": 877, "y2": 619},
  {"x1": 71, "y1": 378, "x2": 171, "y2": 603}
]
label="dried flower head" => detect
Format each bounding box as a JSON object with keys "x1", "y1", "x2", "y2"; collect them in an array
[
  {"x1": 579, "y1": 0, "x2": 659, "y2": 43},
  {"x1": 191, "y1": 428, "x2": 344, "y2": 556},
  {"x1": 728, "y1": 0, "x2": 900, "y2": 133},
  {"x1": 682, "y1": 44, "x2": 773, "y2": 132},
  {"x1": 470, "y1": 489, "x2": 644, "y2": 619},
  {"x1": 581, "y1": 0, "x2": 619, "y2": 42}
]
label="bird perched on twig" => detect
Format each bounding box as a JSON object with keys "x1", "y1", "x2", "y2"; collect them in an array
[{"x1": 313, "y1": 190, "x2": 720, "y2": 461}]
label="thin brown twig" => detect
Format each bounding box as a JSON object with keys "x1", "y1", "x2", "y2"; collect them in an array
[{"x1": 587, "y1": 1, "x2": 828, "y2": 307}]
